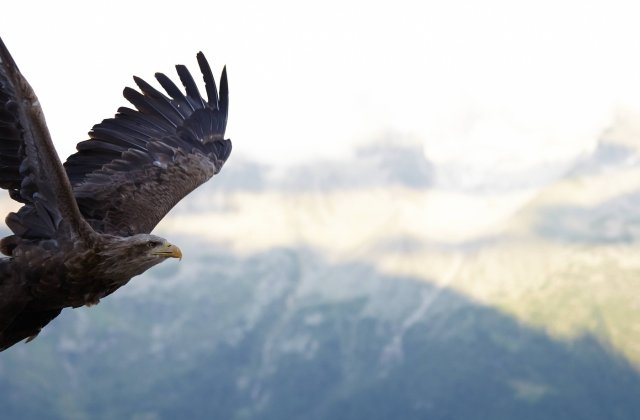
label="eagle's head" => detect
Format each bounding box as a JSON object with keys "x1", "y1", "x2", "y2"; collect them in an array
[
  {"x1": 98, "y1": 234, "x2": 182, "y2": 279},
  {"x1": 127, "y1": 233, "x2": 182, "y2": 261}
]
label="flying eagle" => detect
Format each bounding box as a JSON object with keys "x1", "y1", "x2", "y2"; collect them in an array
[{"x1": 0, "y1": 37, "x2": 231, "y2": 351}]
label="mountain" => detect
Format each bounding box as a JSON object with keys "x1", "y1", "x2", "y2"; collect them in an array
[
  {"x1": 1, "y1": 138, "x2": 640, "y2": 419},
  {"x1": 1, "y1": 244, "x2": 639, "y2": 420}
]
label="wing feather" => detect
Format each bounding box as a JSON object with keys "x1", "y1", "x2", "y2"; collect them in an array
[
  {"x1": 176, "y1": 64, "x2": 206, "y2": 109},
  {"x1": 197, "y1": 52, "x2": 219, "y2": 107},
  {"x1": 155, "y1": 72, "x2": 193, "y2": 112},
  {"x1": 219, "y1": 67, "x2": 229, "y2": 127}
]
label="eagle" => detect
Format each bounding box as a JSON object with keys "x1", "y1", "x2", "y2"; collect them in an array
[{"x1": 0, "y1": 37, "x2": 231, "y2": 351}]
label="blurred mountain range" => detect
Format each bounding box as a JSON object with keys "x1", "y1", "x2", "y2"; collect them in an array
[{"x1": 1, "y1": 135, "x2": 640, "y2": 419}]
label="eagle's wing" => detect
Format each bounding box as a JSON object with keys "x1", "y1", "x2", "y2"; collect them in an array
[
  {"x1": 0, "y1": 306, "x2": 61, "y2": 351},
  {"x1": 0, "y1": 37, "x2": 93, "y2": 246},
  {"x1": 0, "y1": 37, "x2": 96, "y2": 349},
  {"x1": 64, "y1": 53, "x2": 231, "y2": 236}
]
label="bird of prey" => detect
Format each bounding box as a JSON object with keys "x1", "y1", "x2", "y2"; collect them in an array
[{"x1": 0, "y1": 37, "x2": 231, "y2": 351}]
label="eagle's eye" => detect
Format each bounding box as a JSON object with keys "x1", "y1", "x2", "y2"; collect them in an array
[{"x1": 147, "y1": 240, "x2": 161, "y2": 248}]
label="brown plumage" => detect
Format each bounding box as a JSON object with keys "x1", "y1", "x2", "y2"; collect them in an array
[{"x1": 0, "y1": 36, "x2": 231, "y2": 351}]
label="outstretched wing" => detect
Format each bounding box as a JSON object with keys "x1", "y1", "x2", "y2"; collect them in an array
[
  {"x1": 0, "y1": 257, "x2": 62, "y2": 350},
  {"x1": 0, "y1": 306, "x2": 61, "y2": 351},
  {"x1": 0, "y1": 36, "x2": 96, "y2": 348},
  {"x1": 0, "y1": 37, "x2": 93, "y2": 249},
  {"x1": 64, "y1": 53, "x2": 231, "y2": 236}
]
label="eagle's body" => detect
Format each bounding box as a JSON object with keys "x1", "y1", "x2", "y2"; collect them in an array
[{"x1": 0, "y1": 37, "x2": 231, "y2": 350}]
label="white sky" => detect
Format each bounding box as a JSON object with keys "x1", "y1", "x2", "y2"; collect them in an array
[{"x1": 3, "y1": 0, "x2": 640, "y2": 174}]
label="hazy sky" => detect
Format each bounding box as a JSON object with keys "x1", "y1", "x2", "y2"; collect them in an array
[{"x1": 3, "y1": 0, "x2": 640, "y2": 176}]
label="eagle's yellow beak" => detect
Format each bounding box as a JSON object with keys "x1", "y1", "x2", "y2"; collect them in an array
[{"x1": 153, "y1": 243, "x2": 182, "y2": 260}]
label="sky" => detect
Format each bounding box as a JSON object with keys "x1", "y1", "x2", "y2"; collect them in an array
[
  {"x1": 4, "y1": 0, "x2": 640, "y2": 373},
  {"x1": 3, "y1": 0, "x2": 640, "y2": 201}
]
